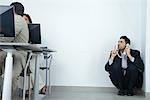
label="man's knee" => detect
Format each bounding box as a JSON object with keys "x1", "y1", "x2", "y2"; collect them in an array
[
  {"x1": 109, "y1": 65, "x2": 121, "y2": 75},
  {"x1": 127, "y1": 65, "x2": 138, "y2": 73}
]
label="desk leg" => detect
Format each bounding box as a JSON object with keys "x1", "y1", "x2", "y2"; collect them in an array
[
  {"x1": 48, "y1": 54, "x2": 53, "y2": 94},
  {"x1": 23, "y1": 52, "x2": 32, "y2": 100},
  {"x1": 45, "y1": 53, "x2": 48, "y2": 94},
  {"x1": 33, "y1": 54, "x2": 40, "y2": 100},
  {"x1": 2, "y1": 52, "x2": 13, "y2": 100}
]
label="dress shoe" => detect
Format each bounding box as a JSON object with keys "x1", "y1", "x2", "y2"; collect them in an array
[
  {"x1": 127, "y1": 90, "x2": 134, "y2": 96},
  {"x1": 118, "y1": 90, "x2": 125, "y2": 96}
]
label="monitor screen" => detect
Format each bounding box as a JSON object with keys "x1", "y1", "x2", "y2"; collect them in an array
[
  {"x1": 0, "y1": 5, "x2": 15, "y2": 37},
  {"x1": 28, "y1": 24, "x2": 41, "y2": 44}
]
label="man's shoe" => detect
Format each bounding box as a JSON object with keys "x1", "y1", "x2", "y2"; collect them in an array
[
  {"x1": 118, "y1": 90, "x2": 125, "y2": 96},
  {"x1": 127, "y1": 90, "x2": 134, "y2": 96},
  {"x1": 39, "y1": 85, "x2": 47, "y2": 95}
]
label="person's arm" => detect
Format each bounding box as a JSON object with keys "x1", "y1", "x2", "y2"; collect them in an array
[
  {"x1": 105, "y1": 61, "x2": 112, "y2": 72},
  {"x1": 105, "y1": 50, "x2": 117, "y2": 72},
  {"x1": 19, "y1": 17, "x2": 29, "y2": 43},
  {"x1": 125, "y1": 48, "x2": 144, "y2": 72},
  {"x1": 130, "y1": 50, "x2": 144, "y2": 72},
  {"x1": 12, "y1": 15, "x2": 29, "y2": 43}
]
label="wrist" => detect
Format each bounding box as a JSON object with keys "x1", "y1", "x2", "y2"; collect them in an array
[
  {"x1": 128, "y1": 54, "x2": 133, "y2": 60},
  {"x1": 110, "y1": 56, "x2": 115, "y2": 60}
]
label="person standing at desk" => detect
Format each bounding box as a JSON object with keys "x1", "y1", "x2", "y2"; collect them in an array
[
  {"x1": 22, "y1": 13, "x2": 46, "y2": 94},
  {"x1": 0, "y1": 2, "x2": 29, "y2": 91},
  {"x1": 17, "y1": 13, "x2": 33, "y2": 96}
]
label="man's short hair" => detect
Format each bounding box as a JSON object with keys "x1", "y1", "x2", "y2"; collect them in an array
[
  {"x1": 10, "y1": 2, "x2": 24, "y2": 16},
  {"x1": 120, "y1": 36, "x2": 130, "y2": 45}
]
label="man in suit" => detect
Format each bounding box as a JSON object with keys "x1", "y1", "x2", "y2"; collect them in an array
[{"x1": 105, "y1": 36, "x2": 144, "y2": 96}]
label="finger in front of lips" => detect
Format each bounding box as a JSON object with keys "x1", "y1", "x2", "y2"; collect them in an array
[
  {"x1": 113, "y1": 52, "x2": 116, "y2": 54},
  {"x1": 111, "y1": 50, "x2": 115, "y2": 54},
  {"x1": 111, "y1": 51, "x2": 114, "y2": 55}
]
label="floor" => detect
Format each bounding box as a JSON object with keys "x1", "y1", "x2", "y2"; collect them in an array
[
  {"x1": 42, "y1": 86, "x2": 149, "y2": 100},
  {"x1": 2, "y1": 86, "x2": 150, "y2": 100}
]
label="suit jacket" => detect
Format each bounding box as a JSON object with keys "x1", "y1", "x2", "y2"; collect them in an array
[{"x1": 105, "y1": 49, "x2": 144, "y2": 88}]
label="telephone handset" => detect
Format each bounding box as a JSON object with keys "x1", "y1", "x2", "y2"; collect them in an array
[
  {"x1": 122, "y1": 43, "x2": 130, "y2": 55},
  {"x1": 117, "y1": 43, "x2": 130, "y2": 58},
  {"x1": 126, "y1": 43, "x2": 130, "y2": 49}
]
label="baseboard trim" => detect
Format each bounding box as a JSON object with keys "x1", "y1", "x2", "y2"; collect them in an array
[
  {"x1": 145, "y1": 92, "x2": 150, "y2": 99},
  {"x1": 51, "y1": 86, "x2": 117, "y2": 93},
  {"x1": 51, "y1": 86, "x2": 146, "y2": 97}
]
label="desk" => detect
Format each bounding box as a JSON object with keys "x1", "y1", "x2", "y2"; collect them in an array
[
  {"x1": 40, "y1": 47, "x2": 56, "y2": 95},
  {"x1": 32, "y1": 47, "x2": 55, "y2": 100},
  {"x1": 0, "y1": 43, "x2": 42, "y2": 100}
]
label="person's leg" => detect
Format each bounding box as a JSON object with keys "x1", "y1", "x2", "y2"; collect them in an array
[
  {"x1": 0, "y1": 51, "x2": 7, "y2": 96},
  {"x1": 17, "y1": 53, "x2": 33, "y2": 90},
  {"x1": 30, "y1": 55, "x2": 45, "y2": 92},
  {"x1": 17, "y1": 76, "x2": 33, "y2": 91},
  {"x1": 109, "y1": 65, "x2": 125, "y2": 95},
  {"x1": 38, "y1": 54, "x2": 47, "y2": 92},
  {"x1": 0, "y1": 51, "x2": 7, "y2": 74},
  {"x1": 109, "y1": 65, "x2": 123, "y2": 89},
  {"x1": 13, "y1": 51, "x2": 35, "y2": 98},
  {"x1": 125, "y1": 64, "x2": 139, "y2": 96},
  {"x1": 12, "y1": 51, "x2": 27, "y2": 92}
]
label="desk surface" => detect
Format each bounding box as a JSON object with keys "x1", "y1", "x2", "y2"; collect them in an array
[
  {"x1": 0, "y1": 43, "x2": 42, "y2": 52},
  {"x1": 0, "y1": 42, "x2": 55, "y2": 52}
]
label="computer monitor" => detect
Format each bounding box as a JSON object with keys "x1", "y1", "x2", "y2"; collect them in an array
[
  {"x1": 28, "y1": 24, "x2": 41, "y2": 44},
  {"x1": 0, "y1": 5, "x2": 15, "y2": 37}
]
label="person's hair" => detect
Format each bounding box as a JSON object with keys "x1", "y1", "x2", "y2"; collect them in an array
[
  {"x1": 10, "y1": 2, "x2": 24, "y2": 16},
  {"x1": 120, "y1": 36, "x2": 130, "y2": 45},
  {"x1": 23, "y1": 13, "x2": 32, "y2": 23}
]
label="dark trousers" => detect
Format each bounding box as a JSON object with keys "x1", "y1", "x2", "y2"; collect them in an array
[{"x1": 109, "y1": 64, "x2": 139, "y2": 90}]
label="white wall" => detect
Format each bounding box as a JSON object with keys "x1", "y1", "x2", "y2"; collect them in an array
[
  {"x1": 0, "y1": 0, "x2": 146, "y2": 87},
  {"x1": 145, "y1": 0, "x2": 150, "y2": 93}
]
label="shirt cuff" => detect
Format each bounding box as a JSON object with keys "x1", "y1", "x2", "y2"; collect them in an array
[
  {"x1": 109, "y1": 59, "x2": 113, "y2": 65},
  {"x1": 130, "y1": 57, "x2": 135, "y2": 62}
]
